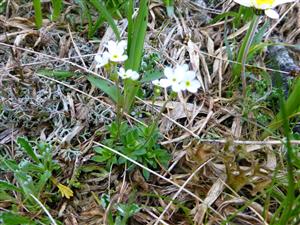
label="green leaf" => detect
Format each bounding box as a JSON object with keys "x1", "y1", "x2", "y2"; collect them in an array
[
  {"x1": 126, "y1": 0, "x2": 148, "y2": 71},
  {"x1": 132, "y1": 148, "x2": 146, "y2": 156},
  {"x1": 0, "y1": 180, "x2": 22, "y2": 192},
  {"x1": 88, "y1": 0, "x2": 120, "y2": 40},
  {"x1": 232, "y1": 13, "x2": 259, "y2": 83},
  {"x1": 38, "y1": 69, "x2": 75, "y2": 80},
  {"x1": 19, "y1": 160, "x2": 44, "y2": 173},
  {"x1": 17, "y1": 137, "x2": 40, "y2": 164},
  {"x1": 94, "y1": 147, "x2": 105, "y2": 154},
  {"x1": 0, "y1": 190, "x2": 16, "y2": 201},
  {"x1": 92, "y1": 155, "x2": 111, "y2": 163},
  {"x1": 124, "y1": 0, "x2": 148, "y2": 112},
  {"x1": 51, "y1": 0, "x2": 63, "y2": 21},
  {"x1": 35, "y1": 170, "x2": 52, "y2": 195},
  {"x1": 15, "y1": 171, "x2": 36, "y2": 197},
  {"x1": 0, "y1": 212, "x2": 32, "y2": 225},
  {"x1": 126, "y1": 0, "x2": 134, "y2": 55},
  {"x1": 117, "y1": 203, "x2": 141, "y2": 217},
  {"x1": 100, "y1": 193, "x2": 110, "y2": 208},
  {"x1": 140, "y1": 71, "x2": 162, "y2": 83},
  {"x1": 87, "y1": 76, "x2": 119, "y2": 103},
  {"x1": 33, "y1": 0, "x2": 43, "y2": 28},
  {"x1": 0, "y1": 158, "x2": 18, "y2": 171},
  {"x1": 142, "y1": 169, "x2": 150, "y2": 180}
]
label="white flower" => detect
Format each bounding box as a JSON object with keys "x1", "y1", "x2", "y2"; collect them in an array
[
  {"x1": 106, "y1": 40, "x2": 128, "y2": 62},
  {"x1": 179, "y1": 71, "x2": 201, "y2": 93},
  {"x1": 153, "y1": 64, "x2": 200, "y2": 93},
  {"x1": 118, "y1": 68, "x2": 139, "y2": 80},
  {"x1": 95, "y1": 40, "x2": 128, "y2": 68},
  {"x1": 233, "y1": 0, "x2": 296, "y2": 19},
  {"x1": 159, "y1": 65, "x2": 187, "y2": 92},
  {"x1": 95, "y1": 52, "x2": 110, "y2": 68}
]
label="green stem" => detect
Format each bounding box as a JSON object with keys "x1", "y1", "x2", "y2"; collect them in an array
[
  {"x1": 115, "y1": 79, "x2": 123, "y2": 140},
  {"x1": 110, "y1": 65, "x2": 123, "y2": 140},
  {"x1": 141, "y1": 99, "x2": 169, "y2": 149},
  {"x1": 241, "y1": 14, "x2": 260, "y2": 97}
]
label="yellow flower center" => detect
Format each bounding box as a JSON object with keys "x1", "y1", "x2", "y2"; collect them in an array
[
  {"x1": 186, "y1": 81, "x2": 191, "y2": 87},
  {"x1": 112, "y1": 54, "x2": 118, "y2": 58},
  {"x1": 254, "y1": 0, "x2": 274, "y2": 8},
  {"x1": 172, "y1": 78, "x2": 176, "y2": 82}
]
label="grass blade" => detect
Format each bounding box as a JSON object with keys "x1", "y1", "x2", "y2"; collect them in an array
[
  {"x1": 50, "y1": 0, "x2": 63, "y2": 21},
  {"x1": 33, "y1": 0, "x2": 43, "y2": 28},
  {"x1": 88, "y1": 0, "x2": 120, "y2": 40}
]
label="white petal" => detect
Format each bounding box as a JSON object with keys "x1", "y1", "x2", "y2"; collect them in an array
[
  {"x1": 159, "y1": 79, "x2": 172, "y2": 88},
  {"x1": 130, "y1": 71, "x2": 140, "y2": 80},
  {"x1": 191, "y1": 80, "x2": 201, "y2": 89},
  {"x1": 94, "y1": 54, "x2": 102, "y2": 63},
  {"x1": 118, "y1": 40, "x2": 127, "y2": 50},
  {"x1": 164, "y1": 67, "x2": 174, "y2": 79},
  {"x1": 120, "y1": 55, "x2": 128, "y2": 62},
  {"x1": 265, "y1": 9, "x2": 279, "y2": 19},
  {"x1": 118, "y1": 67, "x2": 125, "y2": 76},
  {"x1": 175, "y1": 64, "x2": 189, "y2": 72},
  {"x1": 187, "y1": 86, "x2": 198, "y2": 93},
  {"x1": 174, "y1": 64, "x2": 189, "y2": 75},
  {"x1": 109, "y1": 47, "x2": 125, "y2": 58},
  {"x1": 152, "y1": 79, "x2": 160, "y2": 85},
  {"x1": 95, "y1": 53, "x2": 109, "y2": 68},
  {"x1": 187, "y1": 80, "x2": 201, "y2": 93},
  {"x1": 185, "y1": 71, "x2": 196, "y2": 81},
  {"x1": 106, "y1": 40, "x2": 117, "y2": 52},
  {"x1": 173, "y1": 70, "x2": 185, "y2": 82},
  {"x1": 128, "y1": 70, "x2": 139, "y2": 80},
  {"x1": 172, "y1": 83, "x2": 182, "y2": 92},
  {"x1": 273, "y1": 0, "x2": 296, "y2": 7},
  {"x1": 103, "y1": 51, "x2": 110, "y2": 58},
  {"x1": 95, "y1": 55, "x2": 103, "y2": 64},
  {"x1": 179, "y1": 81, "x2": 187, "y2": 91},
  {"x1": 233, "y1": 0, "x2": 253, "y2": 7},
  {"x1": 119, "y1": 69, "x2": 130, "y2": 79}
]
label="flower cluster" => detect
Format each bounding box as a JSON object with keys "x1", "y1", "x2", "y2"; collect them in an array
[
  {"x1": 95, "y1": 40, "x2": 139, "y2": 80},
  {"x1": 153, "y1": 64, "x2": 201, "y2": 93},
  {"x1": 233, "y1": 0, "x2": 296, "y2": 19}
]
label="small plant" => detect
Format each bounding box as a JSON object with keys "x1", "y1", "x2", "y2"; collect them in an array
[
  {"x1": 0, "y1": 137, "x2": 73, "y2": 224},
  {"x1": 100, "y1": 194, "x2": 141, "y2": 225},
  {"x1": 92, "y1": 121, "x2": 170, "y2": 179},
  {"x1": 89, "y1": 37, "x2": 201, "y2": 180}
]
